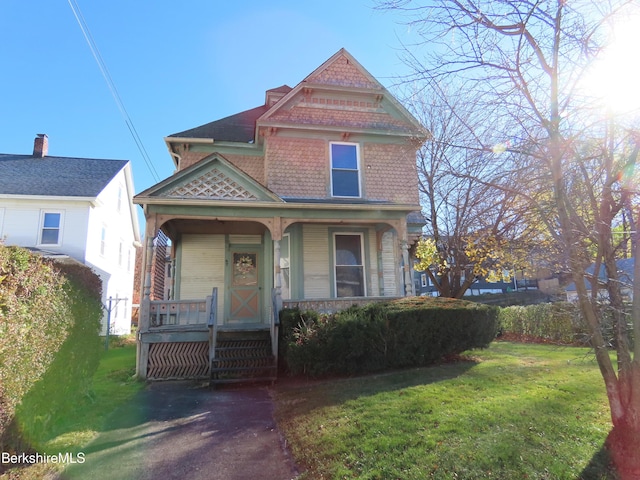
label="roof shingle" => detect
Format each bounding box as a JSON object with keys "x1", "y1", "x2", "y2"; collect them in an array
[{"x1": 0, "y1": 154, "x2": 128, "y2": 197}]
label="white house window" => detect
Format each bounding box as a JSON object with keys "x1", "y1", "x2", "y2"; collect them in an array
[
  {"x1": 330, "y1": 142, "x2": 361, "y2": 197},
  {"x1": 421, "y1": 273, "x2": 428, "y2": 288},
  {"x1": 40, "y1": 212, "x2": 62, "y2": 245},
  {"x1": 117, "y1": 185, "x2": 123, "y2": 213},
  {"x1": 334, "y1": 233, "x2": 365, "y2": 297},
  {"x1": 100, "y1": 227, "x2": 107, "y2": 256}
]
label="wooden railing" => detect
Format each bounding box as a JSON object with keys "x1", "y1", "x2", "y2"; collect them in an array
[{"x1": 147, "y1": 299, "x2": 209, "y2": 328}]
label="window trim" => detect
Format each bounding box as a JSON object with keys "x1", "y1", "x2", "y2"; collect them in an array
[
  {"x1": 330, "y1": 141, "x2": 361, "y2": 198},
  {"x1": 332, "y1": 231, "x2": 367, "y2": 297},
  {"x1": 38, "y1": 210, "x2": 63, "y2": 246}
]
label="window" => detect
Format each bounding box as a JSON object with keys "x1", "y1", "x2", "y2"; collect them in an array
[
  {"x1": 421, "y1": 273, "x2": 428, "y2": 288},
  {"x1": 40, "y1": 212, "x2": 62, "y2": 245},
  {"x1": 117, "y1": 185, "x2": 123, "y2": 212},
  {"x1": 330, "y1": 142, "x2": 360, "y2": 197},
  {"x1": 100, "y1": 227, "x2": 107, "y2": 256},
  {"x1": 334, "y1": 233, "x2": 365, "y2": 297}
]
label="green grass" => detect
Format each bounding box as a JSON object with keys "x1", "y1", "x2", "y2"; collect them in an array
[
  {"x1": 1, "y1": 340, "x2": 142, "y2": 479},
  {"x1": 274, "y1": 342, "x2": 615, "y2": 479}
]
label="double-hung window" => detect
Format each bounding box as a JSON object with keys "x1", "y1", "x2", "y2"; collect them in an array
[
  {"x1": 40, "y1": 212, "x2": 62, "y2": 245},
  {"x1": 334, "y1": 233, "x2": 366, "y2": 297},
  {"x1": 330, "y1": 142, "x2": 361, "y2": 197}
]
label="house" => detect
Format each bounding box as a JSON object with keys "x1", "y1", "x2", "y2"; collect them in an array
[
  {"x1": 0, "y1": 134, "x2": 141, "y2": 335},
  {"x1": 134, "y1": 49, "x2": 428, "y2": 383},
  {"x1": 566, "y1": 257, "x2": 635, "y2": 301}
]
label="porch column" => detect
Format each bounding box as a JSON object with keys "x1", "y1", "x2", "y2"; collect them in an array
[
  {"x1": 398, "y1": 222, "x2": 414, "y2": 297},
  {"x1": 274, "y1": 239, "x2": 283, "y2": 312}
]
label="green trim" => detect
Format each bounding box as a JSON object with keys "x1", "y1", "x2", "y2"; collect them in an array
[
  {"x1": 286, "y1": 224, "x2": 304, "y2": 299},
  {"x1": 224, "y1": 237, "x2": 269, "y2": 325},
  {"x1": 146, "y1": 203, "x2": 411, "y2": 222}
]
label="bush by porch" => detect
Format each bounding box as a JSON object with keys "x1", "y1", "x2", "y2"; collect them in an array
[{"x1": 279, "y1": 296, "x2": 499, "y2": 377}]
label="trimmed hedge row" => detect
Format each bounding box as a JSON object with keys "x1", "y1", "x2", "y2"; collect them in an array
[
  {"x1": 0, "y1": 246, "x2": 102, "y2": 450},
  {"x1": 498, "y1": 302, "x2": 588, "y2": 344},
  {"x1": 279, "y1": 296, "x2": 499, "y2": 377}
]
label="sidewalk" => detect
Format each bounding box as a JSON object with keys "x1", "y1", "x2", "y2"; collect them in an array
[{"x1": 60, "y1": 381, "x2": 298, "y2": 480}]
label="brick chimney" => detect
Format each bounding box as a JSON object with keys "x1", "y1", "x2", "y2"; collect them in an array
[{"x1": 33, "y1": 134, "x2": 48, "y2": 157}]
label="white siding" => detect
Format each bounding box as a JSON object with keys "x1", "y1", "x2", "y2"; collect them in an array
[
  {"x1": 0, "y1": 199, "x2": 90, "y2": 261},
  {"x1": 302, "y1": 225, "x2": 331, "y2": 298},
  {"x1": 85, "y1": 166, "x2": 138, "y2": 335},
  {"x1": 381, "y1": 230, "x2": 399, "y2": 296},
  {"x1": 0, "y1": 164, "x2": 139, "y2": 336},
  {"x1": 180, "y1": 234, "x2": 225, "y2": 323}
]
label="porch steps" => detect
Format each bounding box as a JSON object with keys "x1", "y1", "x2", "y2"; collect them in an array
[{"x1": 210, "y1": 330, "x2": 277, "y2": 386}]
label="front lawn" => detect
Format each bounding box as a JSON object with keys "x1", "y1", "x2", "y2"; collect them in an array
[
  {"x1": 274, "y1": 342, "x2": 614, "y2": 479},
  {"x1": 1, "y1": 339, "x2": 142, "y2": 480}
]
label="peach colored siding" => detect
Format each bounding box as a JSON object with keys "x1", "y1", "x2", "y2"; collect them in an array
[
  {"x1": 362, "y1": 143, "x2": 420, "y2": 204},
  {"x1": 266, "y1": 137, "x2": 328, "y2": 198},
  {"x1": 307, "y1": 55, "x2": 379, "y2": 89}
]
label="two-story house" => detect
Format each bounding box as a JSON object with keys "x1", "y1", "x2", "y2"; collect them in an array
[
  {"x1": 0, "y1": 134, "x2": 141, "y2": 335},
  {"x1": 134, "y1": 49, "x2": 427, "y2": 383}
]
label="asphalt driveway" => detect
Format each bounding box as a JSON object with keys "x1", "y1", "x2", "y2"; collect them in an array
[{"x1": 61, "y1": 381, "x2": 298, "y2": 480}]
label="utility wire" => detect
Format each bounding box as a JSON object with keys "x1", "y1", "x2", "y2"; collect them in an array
[{"x1": 67, "y1": 0, "x2": 161, "y2": 183}]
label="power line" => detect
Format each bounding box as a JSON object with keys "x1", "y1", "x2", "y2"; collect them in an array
[{"x1": 67, "y1": 0, "x2": 161, "y2": 183}]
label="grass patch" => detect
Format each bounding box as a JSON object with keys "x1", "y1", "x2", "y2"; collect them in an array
[
  {"x1": 1, "y1": 343, "x2": 142, "y2": 479},
  {"x1": 274, "y1": 342, "x2": 614, "y2": 479}
]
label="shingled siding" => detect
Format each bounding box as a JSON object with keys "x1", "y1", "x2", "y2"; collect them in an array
[
  {"x1": 266, "y1": 137, "x2": 328, "y2": 198},
  {"x1": 306, "y1": 54, "x2": 380, "y2": 89},
  {"x1": 362, "y1": 143, "x2": 420, "y2": 205}
]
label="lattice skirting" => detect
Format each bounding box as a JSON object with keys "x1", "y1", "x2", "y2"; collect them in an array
[{"x1": 147, "y1": 341, "x2": 209, "y2": 379}]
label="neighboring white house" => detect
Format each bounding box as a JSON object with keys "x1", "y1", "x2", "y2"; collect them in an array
[{"x1": 0, "y1": 134, "x2": 141, "y2": 335}]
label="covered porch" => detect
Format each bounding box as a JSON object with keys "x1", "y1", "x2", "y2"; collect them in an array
[{"x1": 135, "y1": 209, "x2": 418, "y2": 383}]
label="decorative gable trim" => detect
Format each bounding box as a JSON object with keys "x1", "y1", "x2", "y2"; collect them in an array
[
  {"x1": 134, "y1": 153, "x2": 283, "y2": 203},
  {"x1": 256, "y1": 48, "x2": 428, "y2": 140},
  {"x1": 167, "y1": 168, "x2": 259, "y2": 200}
]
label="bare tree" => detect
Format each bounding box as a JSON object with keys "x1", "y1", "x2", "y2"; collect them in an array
[
  {"x1": 407, "y1": 83, "x2": 537, "y2": 297},
  {"x1": 379, "y1": 1, "x2": 640, "y2": 477}
]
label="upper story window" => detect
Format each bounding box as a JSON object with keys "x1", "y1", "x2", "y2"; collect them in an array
[
  {"x1": 330, "y1": 142, "x2": 361, "y2": 198},
  {"x1": 40, "y1": 212, "x2": 62, "y2": 245}
]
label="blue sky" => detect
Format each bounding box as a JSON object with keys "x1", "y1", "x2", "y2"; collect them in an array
[{"x1": 1, "y1": 1, "x2": 417, "y2": 195}]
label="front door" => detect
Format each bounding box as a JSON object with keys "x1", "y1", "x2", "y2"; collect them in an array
[{"x1": 227, "y1": 248, "x2": 262, "y2": 324}]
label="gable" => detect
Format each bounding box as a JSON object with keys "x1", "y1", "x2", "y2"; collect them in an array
[
  {"x1": 257, "y1": 49, "x2": 427, "y2": 138},
  {"x1": 135, "y1": 154, "x2": 282, "y2": 203},
  {"x1": 305, "y1": 50, "x2": 380, "y2": 89}
]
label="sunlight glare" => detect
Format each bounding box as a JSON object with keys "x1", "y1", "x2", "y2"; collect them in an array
[{"x1": 583, "y1": 15, "x2": 640, "y2": 116}]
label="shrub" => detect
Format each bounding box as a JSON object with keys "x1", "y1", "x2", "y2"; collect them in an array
[
  {"x1": 0, "y1": 246, "x2": 102, "y2": 450},
  {"x1": 280, "y1": 297, "x2": 499, "y2": 377},
  {"x1": 499, "y1": 302, "x2": 587, "y2": 344}
]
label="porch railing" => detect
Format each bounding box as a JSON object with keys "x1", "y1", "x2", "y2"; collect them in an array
[{"x1": 148, "y1": 299, "x2": 209, "y2": 328}]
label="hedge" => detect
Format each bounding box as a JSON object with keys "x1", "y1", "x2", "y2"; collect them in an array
[
  {"x1": 279, "y1": 296, "x2": 499, "y2": 377},
  {"x1": 0, "y1": 246, "x2": 102, "y2": 450},
  {"x1": 498, "y1": 302, "x2": 589, "y2": 344}
]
